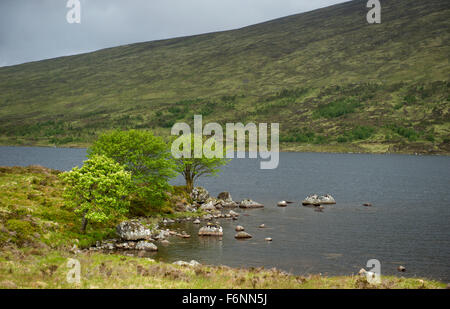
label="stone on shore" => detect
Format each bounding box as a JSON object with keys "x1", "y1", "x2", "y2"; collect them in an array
[
  {"x1": 191, "y1": 186, "x2": 210, "y2": 203},
  {"x1": 235, "y1": 231, "x2": 252, "y2": 239},
  {"x1": 116, "y1": 220, "x2": 152, "y2": 241},
  {"x1": 229, "y1": 210, "x2": 239, "y2": 217},
  {"x1": 222, "y1": 201, "x2": 238, "y2": 208},
  {"x1": 239, "y1": 199, "x2": 264, "y2": 209},
  {"x1": 193, "y1": 219, "x2": 201, "y2": 224},
  {"x1": 200, "y1": 201, "x2": 215, "y2": 211},
  {"x1": 135, "y1": 241, "x2": 158, "y2": 251},
  {"x1": 173, "y1": 260, "x2": 201, "y2": 267},
  {"x1": 217, "y1": 192, "x2": 233, "y2": 202}
]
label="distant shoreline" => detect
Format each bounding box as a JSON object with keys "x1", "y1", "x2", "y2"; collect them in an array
[{"x1": 0, "y1": 142, "x2": 449, "y2": 156}]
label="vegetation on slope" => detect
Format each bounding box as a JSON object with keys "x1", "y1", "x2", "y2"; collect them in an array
[{"x1": 0, "y1": 0, "x2": 449, "y2": 153}]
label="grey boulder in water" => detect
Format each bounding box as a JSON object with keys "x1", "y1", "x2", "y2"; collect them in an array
[
  {"x1": 235, "y1": 231, "x2": 252, "y2": 239},
  {"x1": 318, "y1": 194, "x2": 336, "y2": 205},
  {"x1": 239, "y1": 199, "x2": 264, "y2": 208},
  {"x1": 217, "y1": 191, "x2": 233, "y2": 202},
  {"x1": 302, "y1": 194, "x2": 321, "y2": 206},
  {"x1": 198, "y1": 225, "x2": 223, "y2": 236},
  {"x1": 302, "y1": 194, "x2": 336, "y2": 206}
]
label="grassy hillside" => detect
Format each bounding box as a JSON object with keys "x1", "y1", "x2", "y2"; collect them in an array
[{"x1": 0, "y1": 0, "x2": 449, "y2": 153}]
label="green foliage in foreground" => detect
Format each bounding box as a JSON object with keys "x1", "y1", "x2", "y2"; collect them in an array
[
  {"x1": 88, "y1": 130, "x2": 176, "y2": 207},
  {"x1": 0, "y1": 166, "x2": 117, "y2": 249},
  {"x1": 59, "y1": 156, "x2": 132, "y2": 233}
]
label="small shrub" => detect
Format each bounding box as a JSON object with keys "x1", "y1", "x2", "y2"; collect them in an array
[
  {"x1": 313, "y1": 98, "x2": 361, "y2": 119},
  {"x1": 6, "y1": 219, "x2": 36, "y2": 243}
]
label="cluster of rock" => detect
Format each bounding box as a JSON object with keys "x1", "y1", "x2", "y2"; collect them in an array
[
  {"x1": 302, "y1": 194, "x2": 336, "y2": 206},
  {"x1": 190, "y1": 187, "x2": 263, "y2": 211},
  {"x1": 198, "y1": 224, "x2": 223, "y2": 236},
  {"x1": 90, "y1": 220, "x2": 180, "y2": 252}
]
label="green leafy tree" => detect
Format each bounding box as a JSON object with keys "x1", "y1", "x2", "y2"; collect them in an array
[
  {"x1": 88, "y1": 130, "x2": 176, "y2": 206},
  {"x1": 60, "y1": 155, "x2": 132, "y2": 233},
  {"x1": 171, "y1": 134, "x2": 229, "y2": 192}
]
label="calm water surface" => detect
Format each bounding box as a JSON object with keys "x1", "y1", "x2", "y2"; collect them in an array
[{"x1": 1, "y1": 146, "x2": 449, "y2": 281}]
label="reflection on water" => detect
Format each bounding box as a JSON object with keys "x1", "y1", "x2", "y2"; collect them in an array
[{"x1": 0, "y1": 146, "x2": 449, "y2": 281}]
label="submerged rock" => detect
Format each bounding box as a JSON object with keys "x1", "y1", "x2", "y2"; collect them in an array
[
  {"x1": 314, "y1": 206, "x2": 325, "y2": 212},
  {"x1": 235, "y1": 231, "x2": 252, "y2": 239},
  {"x1": 239, "y1": 199, "x2": 264, "y2": 209},
  {"x1": 153, "y1": 229, "x2": 171, "y2": 240},
  {"x1": 116, "y1": 220, "x2": 152, "y2": 241}
]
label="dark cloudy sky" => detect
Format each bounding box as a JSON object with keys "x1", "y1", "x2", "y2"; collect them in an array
[{"x1": 0, "y1": 0, "x2": 348, "y2": 67}]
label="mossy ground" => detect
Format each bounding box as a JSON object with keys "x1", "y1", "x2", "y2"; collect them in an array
[
  {"x1": 0, "y1": 248, "x2": 445, "y2": 289},
  {"x1": 0, "y1": 166, "x2": 446, "y2": 289}
]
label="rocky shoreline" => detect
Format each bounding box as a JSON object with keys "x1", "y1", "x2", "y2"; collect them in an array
[{"x1": 87, "y1": 187, "x2": 267, "y2": 254}]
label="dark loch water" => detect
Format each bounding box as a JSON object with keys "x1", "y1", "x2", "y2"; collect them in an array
[{"x1": 1, "y1": 146, "x2": 449, "y2": 282}]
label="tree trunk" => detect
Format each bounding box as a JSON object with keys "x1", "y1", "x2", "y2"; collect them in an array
[
  {"x1": 185, "y1": 175, "x2": 194, "y2": 193},
  {"x1": 184, "y1": 165, "x2": 194, "y2": 192},
  {"x1": 80, "y1": 213, "x2": 88, "y2": 233}
]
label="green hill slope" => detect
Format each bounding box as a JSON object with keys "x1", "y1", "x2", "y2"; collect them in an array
[{"x1": 0, "y1": 0, "x2": 449, "y2": 153}]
